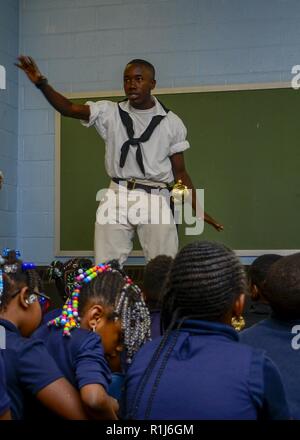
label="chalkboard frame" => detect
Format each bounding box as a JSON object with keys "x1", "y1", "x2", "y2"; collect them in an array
[{"x1": 55, "y1": 81, "x2": 300, "y2": 258}]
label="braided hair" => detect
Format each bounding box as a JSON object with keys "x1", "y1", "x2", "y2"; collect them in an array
[
  {"x1": 0, "y1": 265, "x2": 43, "y2": 312},
  {"x1": 48, "y1": 258, "x2": 92, "y2": 302},
  {"x1": 49, "y1": 264, "x2": 151, "y2": 364},
  {"x1": 128, "y1": 240, "x2": 247, "y2": 419},
  {"x1": 161, "y1": 240, "x2": 246, "y2": 328}
]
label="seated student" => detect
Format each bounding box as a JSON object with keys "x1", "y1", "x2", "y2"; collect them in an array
[
  {"x1": 0, "y1": 352, "x2": 11, "y2": 420},
  {"x1": 240, "y1": 253, "x2": 300, "y2": 419},
  {"x1": 34, "y1": 263, "x2": 151, "y2": 418},
  {"x1": 123, "y1": 241, "x2": 290, "y2": 420},
  {"x1": 143, "y1": 255, "x2": 173, "y2": 339},
  {"x1": 243, "y1": 254, "x2": 282, "y2": 328},
  {"x1": 0, "y1": 265, "x2": 87, "y2": 420}
]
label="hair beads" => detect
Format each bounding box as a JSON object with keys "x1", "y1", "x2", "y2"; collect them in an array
[
  {"x1": 48, "y1": 264, "x2": 151, "y2": 363},
  {"x1": 115, "y1": 276, "x2": 151, "y2": 363},
  {"x1": 48, "y1": 264, "x2": 110, "y2": 336}
]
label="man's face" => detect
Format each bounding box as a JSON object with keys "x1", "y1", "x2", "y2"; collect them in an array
[{"x1": 123, "y1": 63, "x2": 156, "y2": 109}]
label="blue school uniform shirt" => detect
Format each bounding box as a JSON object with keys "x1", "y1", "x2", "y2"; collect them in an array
[
  {"x1": 41, "y1": 308, "x2": 61, "y2": 325},
  {"x1": 150, "y1": 310, "x2": 161, "y2": 340},
  {"x1": 124, "y1": 319, "x2": 290, "y2": 420},
  {"x1": 240, "y1": 316, "x2": 300, "y2": 419},
  {"x1": 33, "y1": 323, "x2": 111, "y2": 391},
  {"x1": 0, "y1": 319, "x2": 64, "y2": 420},
  {"x1": 0, "y1": 351, "x2": 10, "y2": 417}
]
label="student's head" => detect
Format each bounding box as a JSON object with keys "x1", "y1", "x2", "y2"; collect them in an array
[
  {"x1": 128, "y1": 241, "x2": 247, "y2": 419},
  {"x1": 248, "y1": 254, "x2": 282, "y2": 302},
  {"x1": 123, "y1": 59, "x2": 156, "y2": 108},
  {"x1": 49, "y1": 264, "x2": 151, "y2": 365},
  {"x1": 0, "y1": 266, "x2": 48, "y2": 336},
  {"x1": 143, "y1": 255, "x2": 173, "y2": 310},
  {"x1": 263, "y1": 253, "x2": 300, "y2": 320},
  {"x1": 48, "y1": 258, "x2": 93, "y2": 302},
  {"x1": 162, "y1": 241, "x2": 247, "y2": 329}
]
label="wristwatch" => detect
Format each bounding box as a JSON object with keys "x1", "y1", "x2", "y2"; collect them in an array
[{"x1": 35, "y1": 76, "x2": 48, "y2": 89}]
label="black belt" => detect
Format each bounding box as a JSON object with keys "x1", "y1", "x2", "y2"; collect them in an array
[{"x1": 112, "y1": 178, "x2": 172, "y2": 194}]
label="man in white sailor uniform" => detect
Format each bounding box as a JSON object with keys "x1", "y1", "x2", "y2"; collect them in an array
[{"x1": 17, "y1": 56, "x2": 223, "y2": 265}]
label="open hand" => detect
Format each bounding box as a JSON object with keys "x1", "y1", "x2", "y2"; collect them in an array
[
  {"x1": 213, "y1": 222, "x2": 224, "y2": 232},
  {"x1": 15, "y1": 55, "x2": 44, "y2": 85}
]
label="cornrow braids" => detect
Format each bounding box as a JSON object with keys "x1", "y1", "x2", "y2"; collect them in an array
[
  {"x1": 162, "y1": 240, "x2": 246, "y2": 327},
  {"x1": 49, "y1": 264, "x2": 151, "y2": 364},
  {"x1": 128, "y1": 240, "x2": 247, "y2": 419}
]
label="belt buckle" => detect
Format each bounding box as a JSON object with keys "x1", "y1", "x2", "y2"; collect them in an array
[{"x1": 127, "y1": 179, "x2": 136, "y2": 190}]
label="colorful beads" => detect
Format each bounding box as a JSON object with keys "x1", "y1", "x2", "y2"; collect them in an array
[
  {"x1": 49, "y1": 263, "x2": 112, "y2": 337},
  {"x1": 0, "y1": 269, "x2": 3, "y2": 304}
]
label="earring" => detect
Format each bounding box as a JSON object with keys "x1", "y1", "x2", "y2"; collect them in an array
[
  {"x1": 25, "y1": 294, "x2": 37, "y2": 305},
  {"x1": 231, "y1": 315, "x2": 245, "y2": 332},
  {"x1": 91, "y1": 324, "x2": 96, "y2": 332}
]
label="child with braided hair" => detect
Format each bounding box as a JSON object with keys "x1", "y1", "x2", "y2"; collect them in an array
[
  {"x1": 0, "y1": 265, "x2": 87, "y2": 420},
  {"x1": 42, "y1": 258, "x2": 93, "y2": 324},
  {"x1": 123, "y1": 240, "x2": 290, "y2": 420},
  {"x1": 34, "y1": 263, "x2": 151, "y2": 419}
]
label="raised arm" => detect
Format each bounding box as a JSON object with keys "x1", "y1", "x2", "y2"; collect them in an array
[
  {"x1": 16, "y1": 55, "x2": 90, "y2": 121},
  {"x1": 170, "y1": 152, "x2": 224, "y2": 232}
]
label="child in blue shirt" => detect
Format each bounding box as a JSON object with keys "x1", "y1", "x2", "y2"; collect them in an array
[
  {"x1": 240, "y1": 252, "x2": 300, "y2": 419},
  {"x1": 34, "y1": 263, "x2": 151, "y2": 419},
  {"x1": 0, "y1": 352, "x2": 11, "y2": 420},
  {"x1": 143, "y1": 255, "x2": 173, "y2": 339},
  {"x1": 124, "y1": 241, "x2": 290, "y2": 420},
  {"x1": 243, "y1": 254, "x2": 282, "y2": 328},
  {"x1": 0, "y1": 266, "x2": 87, "y2": 420}
]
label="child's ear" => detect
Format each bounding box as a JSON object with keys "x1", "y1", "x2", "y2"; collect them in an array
[
  {"x1": 88, "y1": 305, "x2": 104, "y2": 331},
  {"x1": 232, "y1": 293, "x2": 245, "y2": 318},
  {"x1": 19, "y1": 287, "x2": 30, "y2": 309}
]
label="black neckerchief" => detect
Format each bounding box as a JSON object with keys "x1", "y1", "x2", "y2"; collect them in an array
[{"x1": 118, "y1": 99, "x2": 169, "y2": 175}]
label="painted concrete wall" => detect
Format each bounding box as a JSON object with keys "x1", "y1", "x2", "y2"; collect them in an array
[
  {"x1": 17, "y1": 0, "x2": 300, "y2": 263},
  {"x1": 0, "y1": 0, "x2": 19, "y2": 251}
]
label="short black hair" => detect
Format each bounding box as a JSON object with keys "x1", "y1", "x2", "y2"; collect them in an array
[
  {"x1": 248, "y1": 254, "x2": 282, "y2": 289},
  {"x1": 126, "y1": 59, "x2": 155, "y2": 79},
  {"x1": 264, "y1": 253, "x2": 300, "y2": 319},
  {"x1": 143, "y1": 255, "x2": 173, "y2": 310}
]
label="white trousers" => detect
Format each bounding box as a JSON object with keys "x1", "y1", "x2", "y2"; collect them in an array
[{"x1": 94, "y1": 181, "x2": 178, "y2": 265}]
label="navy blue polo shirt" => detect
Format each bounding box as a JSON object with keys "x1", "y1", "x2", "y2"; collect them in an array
[
  {"x1": 0, "y1": 351, "x2": 10, "y2": 417},
  {"x1": 150, "y1": 310, "x2": 161, "y2": 340},
  {"x1": 34, "y1": 323, "x2": 111, "y2": 391},
  {"x1": 124, "y1": 319, "x2": 290, "y2": 420},
  {"x1": 0, "y1": 319, "x2": 64, "y2": 420},
  {"x1": 240, "y1": 316, "x2": 300, "y2": 419},
  {"x1": 41, "y1": 308, "x2": 61, "y2": 325}
]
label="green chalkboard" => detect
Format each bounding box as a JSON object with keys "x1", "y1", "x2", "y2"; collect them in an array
[{"x1": 56, "y1": 87, "x2": 300, "y2": 256}]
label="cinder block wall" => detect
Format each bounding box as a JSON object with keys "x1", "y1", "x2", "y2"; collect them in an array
[
  {"x1": 17, "y1": 0, "x2": 300, "y2": 263},
  {"x1": 0, "y1": 0, "x2": 19, "y2": 251}
]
